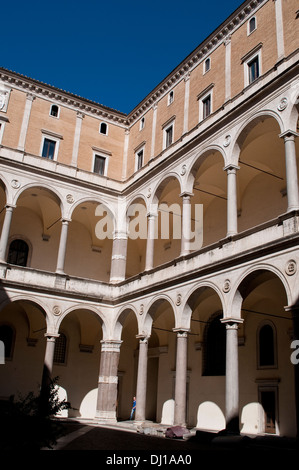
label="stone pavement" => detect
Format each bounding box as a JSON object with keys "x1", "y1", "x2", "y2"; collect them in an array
[{"x1": 44, "y1": 419, "x2": 298, "y2": 458}]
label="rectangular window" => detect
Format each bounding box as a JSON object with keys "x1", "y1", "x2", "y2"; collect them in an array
[
  {"x1": 42, "y1": 138, "x2": 56, "y2": 160},
  {"x1": 165, "y1": 125, "x2": 173, "y2": 148},
  {"x1": 248, "y1": 56, "x2": 259, "y2": 84},
  {"x1": 93, "y1": 155, "x2": 106, "y2": 175},
  {"x1": 202, "y1": 95, "x2": 211, "y2": 119},
  {"x1": 137, "y1": 149, "x2": 143, "y2": 170}
]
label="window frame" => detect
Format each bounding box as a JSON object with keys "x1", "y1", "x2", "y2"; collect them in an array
[
  {"x1": 247, "y1": 16, "x2": 257, "y2": 35},
  {"x1": 40, "y1": 131, "x2": 62, "y2": 161},
  {"x1": 49, "y1": 104, "x2": 60, "y2": 118},
  {"x1": 257, "y1": 321, "x2": 277, "y2": 370},
  {"x1": 163, "y1": 119, "x2": 175, "y2": 150},
  {"x1": 242, "y1": 45, "x2": 262, "y2": 87},
  {"x1": 139, "y1": 117, "x2": 145, "y2": 131},
  {"x1": 135, "y1": 145, "x2": 145, "y2": 172},
  {"x1": 99, "y1": 122, "x2": 108, "y2": 135},
  {"x1": 53, "y1": 332, "x2": 68, "y2": 365},
  {"x1": 168, "y1": 90, "x2": 174, "y2": 106},
  {"x1": 93, "y1": 152, "x2": 108, "y2": 176},
  {"x1": 204, "y1": 57, "x2": 211, "y2": 74},
  {"x1": 7, "y1": 238, "x2": 30, "y2": 267}
]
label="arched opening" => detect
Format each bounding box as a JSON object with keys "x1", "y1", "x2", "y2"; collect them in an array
[
  {"x1": 152, "y1": 176, "x2": 182, "y2": 267},
  {"x1": 0, "y1": 299, "x2": 47, "y2": 398},
  {"x1": 236, "y1": 116, "x2": 287, "y2": 232},
  {"x1": 116, "y1": 309, "x2": 138, "y2": 420},
  {"x1": 56, "y1": 308, "x2": 103, "y2": 419},
  {"x1": 185, "y1": 285, "x2": 225, "y2": 428},
  {"x1": 190, "y1": 150, "x2": 227, "y2": 249},
  {"x1": 236, "y1": 269, "x2": 294, "y2": 436},
  {"x1": 14, "y1": 186, "x2": 62, "y2": 272},
  {"x1": 146, "y1": 298, "x2": 176, "y2": 424},
  {"x1": 126, "y1": 197, "x2": 147, "y2": 278},
  {"x1": 68, "y1": 200, "x2": 114, "y2": 282}
]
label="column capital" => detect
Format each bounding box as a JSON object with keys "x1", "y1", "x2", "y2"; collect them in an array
[
  {"x1": 61, "y1": 218, "x2": 71, "y2": 224},
  {"x1": 223, "y1": 164, "x2": 240, "y2": 173},
  {"x1": 221, "y1": 317, "x2": 244, "y2": 328},
  {"x1": 179, "y1": 191, "x2": 194, "y2": 199},
  {"x1": 173, "y1": 328, "x2": 190, "y2": 337},
  {"x1": 100, "y1": 339, "x2": 122, "y2": 353},
  {"x1": 44, "y1": 333, "x2": 60, "y2": 341},
  {"x1": 279, "y1": 130, "x2": 299, "y2": 140},
  {"x1": 136, "y1": 334, "x2": 150, "y2": 342}
]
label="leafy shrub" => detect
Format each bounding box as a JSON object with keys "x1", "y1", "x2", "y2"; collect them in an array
[{"x1": 0, "y1": 377, "x2": 71, "y2": 450}]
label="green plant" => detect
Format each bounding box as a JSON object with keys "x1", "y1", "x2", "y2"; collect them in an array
[{"x1": 0, "y1": 377, "x2": 71, "y2": 450}]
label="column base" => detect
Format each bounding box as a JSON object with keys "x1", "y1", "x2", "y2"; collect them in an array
[{"x1": 95, "y1": 410, "x2": 117, "y2": 424}]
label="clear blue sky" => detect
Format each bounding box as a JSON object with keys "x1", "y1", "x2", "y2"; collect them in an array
[{"x1": 2, "y1": 0, "x2": 243, "y2": 114}]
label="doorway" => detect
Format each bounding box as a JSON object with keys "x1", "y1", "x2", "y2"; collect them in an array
[{"x1": 259, "y1": 388, "x2": 277, "y2": 434}]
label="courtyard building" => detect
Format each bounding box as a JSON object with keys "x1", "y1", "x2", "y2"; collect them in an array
[{"x1": 0, "y1": 0, "x2": 299, "y2": 437}]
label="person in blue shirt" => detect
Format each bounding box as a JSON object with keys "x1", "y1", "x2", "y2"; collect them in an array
[{"x1": 130, "y1": 396, "x2": 136, "y2": 420}]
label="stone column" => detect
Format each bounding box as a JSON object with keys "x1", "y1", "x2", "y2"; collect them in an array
[
  {"x1": 145, "y1": 211, "x2": 157, "y2": 271},
  {"x1": 173, "y1": 329, "x2": 189, "y2": 426},
  {"x1": 96, "y1": 340, "x2": 122, "y2": 423},
  {"x1": 39, "y1": 333, "x2": 59, "y2": 415},
  {"x1": 110, "y1": 231, "x2": 128, "y2": 283},
  {"x1": 221, "y1": 319, "x2": 243, "y2": 433},
  {"x1": 224, "y1": 165, "x2": 239, "y2": 237},
  {"x1": 71, "y1": 112, "x2": 84, "y2": 167},
  {"x1": 18, "y1": 93, "x2": 35, "y2": 151},
  {"x1": 135, "y1": 336, "x2": 149, "y2": 422},
  {"x1": 180, "y1": 192, "x2": 193, "y2": 256},
  {"x1": 0, "y1": 204, "x2": 15, "y2": 262},
  {"x1": 56, "y1": 219, "x2": 70, "y2": 274},
  {"x1": 280, "y1": 131, "x2": 299, "y2": 212}
]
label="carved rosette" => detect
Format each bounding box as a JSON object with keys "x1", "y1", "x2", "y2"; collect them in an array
[{"x1": 285, "y1": 260, "x2": 297, "y2": 276}]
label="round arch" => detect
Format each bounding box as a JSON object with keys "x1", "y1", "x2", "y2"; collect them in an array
[
  {"x1": 230, "y1": 265, "x2": 291, "y2": 324},
  {"x1": 144, "y1": 295, "x2": 176, "y2": 336},
  {"x1": 113, "y1": 305, "x2": 139, "y2": 341},
  {"x1": 186, "y1": 145, "x2": 227, "y2": 191},
  {"x1": 151, "y1": 172, "x2": 183, "y2": 206},
  {"x1": 182, "y1": 282, "x2": 225, "y2": 329},
  {"x1": 13, "y1": 182, "x2": 63, "y2": 211},
  {"x1": 231, "y1": 111, "x2": 284, "y2": 165},
  {"x1": 57, "y1": 304, "x2": 107, "y2": 338}
]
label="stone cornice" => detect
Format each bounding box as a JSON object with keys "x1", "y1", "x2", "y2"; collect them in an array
[
  {"x1": 126, "y1": 0, "x2": 267, "y2": 123},
  {"x1": 0, "y1": 0, "x2": 267, "y2": 129},
  {"x1": 0, "y1": 67, "x2": 128, "y2": 126}
]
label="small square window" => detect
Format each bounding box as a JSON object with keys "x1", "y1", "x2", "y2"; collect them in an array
[
  {"x1": 99, "y1": 122, "x2": 108, "y2": 135},
  {"x1": 93, "y1": 154, "x2": 106, "y2": 175},
  {"x1": 42, "y1": 138, "x2": 56, "y2": 160}
]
